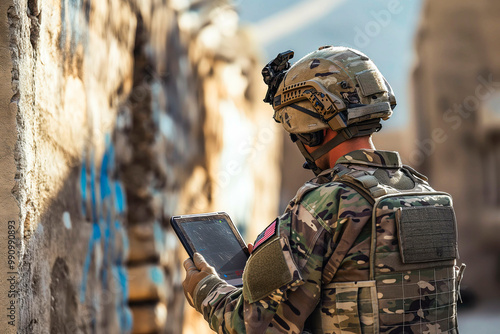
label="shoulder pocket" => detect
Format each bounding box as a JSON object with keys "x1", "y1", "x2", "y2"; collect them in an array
[{"x1": 243, "y1": 236, "x2": 304, "y2": 303}]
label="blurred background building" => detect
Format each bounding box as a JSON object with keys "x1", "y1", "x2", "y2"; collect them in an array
[{"x1": 0, "y1": 0, "x2": 498, "y2": 333}]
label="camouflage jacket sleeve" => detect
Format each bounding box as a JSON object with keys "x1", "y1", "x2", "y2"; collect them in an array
[
  {"x1": 194, "y1": 181, "x2": 372, "y2": 333},
  {"x1": 193, "y1": 202, "x2": 332, "y2": 334}
]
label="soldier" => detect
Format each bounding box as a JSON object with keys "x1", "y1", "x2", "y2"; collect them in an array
[{"x1": 183, "y1": 46, "x2": 465, "y2": 333}]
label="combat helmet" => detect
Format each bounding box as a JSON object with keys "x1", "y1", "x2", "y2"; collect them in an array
[{"x1": 262, "y1": 46, "x2": 397, "y2": 175}]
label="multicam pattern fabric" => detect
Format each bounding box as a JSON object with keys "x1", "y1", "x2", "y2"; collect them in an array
[
  {"x1": 371, "y1": 194, "x2": 458, "y2": 334},
  {"x1": 193, "y1": 149, "x2": 460, "y2": 333}
]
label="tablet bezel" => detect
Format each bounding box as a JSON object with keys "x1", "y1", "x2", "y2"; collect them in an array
[{"x1": 170, "y1": 212, "x2": 249, "y2": 286}]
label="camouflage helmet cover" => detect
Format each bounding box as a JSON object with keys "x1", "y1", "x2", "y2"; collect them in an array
[{"x1": 272, "y1": 46, "x2": 396, "y2": 134}]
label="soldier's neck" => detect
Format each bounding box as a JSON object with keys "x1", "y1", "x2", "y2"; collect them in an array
[
  {"x1": 326, "y1": 135, "x2": 376, "y2": 169},
  {"x1": 305, "y1": 130, "x2": 376, "y2": 171}
]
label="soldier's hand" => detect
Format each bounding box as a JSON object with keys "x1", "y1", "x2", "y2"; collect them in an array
[
  {"x1": 247, "y1": 243, "x2": 254, "y2": 254},
  {"x1": 182, "y1": 253, "x2": 218, "y2": 308}
]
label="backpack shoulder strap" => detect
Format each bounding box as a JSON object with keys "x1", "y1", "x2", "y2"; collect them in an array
[
  {"x1": 333, "y1": 164, "x2": 396, "y2": 199},
  {"x1": 320, "y1": 168, "x2": 378, "y2": 284}
]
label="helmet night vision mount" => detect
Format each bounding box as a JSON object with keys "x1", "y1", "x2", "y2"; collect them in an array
[{"x1": 262, "y1": 50, "x2": 295, "y2": 105}]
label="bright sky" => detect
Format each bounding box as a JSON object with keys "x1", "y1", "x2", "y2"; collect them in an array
[{"x1": 236, "y1": 0, "x2": 423, "y2": 129}]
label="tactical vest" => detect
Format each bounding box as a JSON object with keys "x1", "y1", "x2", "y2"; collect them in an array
[{"x1": 306, "y1": 164, "x2": 465, "y2": 334}]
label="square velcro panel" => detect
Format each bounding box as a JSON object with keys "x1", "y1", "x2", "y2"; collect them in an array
[
  {"x1": 356, "y1": 70, "x2": 386, "y2": 96},
  {"x1": 396, "y1": 206, "x2": 457, "y2": 263}
]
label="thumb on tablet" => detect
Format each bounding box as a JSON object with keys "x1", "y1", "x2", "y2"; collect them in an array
[
  {"x1": 193, "y1": 252, "x2": 206, "y2": 267},
  {"x1": 193, "y1": 253, "x2": 217, "y2": 275}
]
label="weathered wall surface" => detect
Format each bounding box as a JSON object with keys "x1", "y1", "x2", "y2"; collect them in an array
[
  {"x1": 413, "y1": 0, "x2": 500, "y2": 301},
  {"x1": 1, "y1": 0, "x2": 280, "y2": 333},
  {"x1": 0, "y1": 1, "x2": 20, "y2": 333}
]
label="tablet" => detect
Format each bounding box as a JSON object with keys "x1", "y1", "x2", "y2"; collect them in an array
[{"x1": 170, "y1": 212, "x2": 249, "y2": 287}]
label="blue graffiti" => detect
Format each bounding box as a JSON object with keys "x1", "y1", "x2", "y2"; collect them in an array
[
  {"x1": 60, "y1": 0, "x2": 90, "y2": 55},
  {"x1": 80, "y1": 134, "x2": 132, "y2": 333},
  {"x1": 80, "y1": 160, "x2": 87, "y2": 217},
  {"x1": 149, "y1": 266, "x2": 164, "y2": 285}
]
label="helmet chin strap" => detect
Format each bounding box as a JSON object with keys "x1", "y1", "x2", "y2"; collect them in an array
[{"x1": 294, "y1": 119, "x2": 382, "y2": 176}]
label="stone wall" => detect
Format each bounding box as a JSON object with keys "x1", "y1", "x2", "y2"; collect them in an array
[{"x1": 0, "y1": 0, "x2": 280, "y2": 333}]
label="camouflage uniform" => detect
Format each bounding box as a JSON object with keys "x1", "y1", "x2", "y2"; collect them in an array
[{"x1": 192, "y1": 149, "x2": 461, "y2": 333}]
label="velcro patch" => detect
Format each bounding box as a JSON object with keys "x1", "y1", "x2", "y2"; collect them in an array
[
  {"x1": 356, "y1": 69, "x2": 386, "y2": 96},
  {"x1": 396, "y1": 206, "x2": 457, "y2": 263},
  {"x1": 243, "y1": 237, "x2": 293, "y2": 303},
  {"x1": 253, "y1": 219, "x2": 278, "y2": 251}
]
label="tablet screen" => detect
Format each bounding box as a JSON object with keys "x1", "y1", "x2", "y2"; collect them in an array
[{"x1": 182, "y1": 218, "x2": 248, "y2": 281}]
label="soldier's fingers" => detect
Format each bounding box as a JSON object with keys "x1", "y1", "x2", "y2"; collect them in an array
[
  {"x1": 193, "y1": 253, "x2": 218, "y2": 276},
  {"x1": 193, "y1": 252, "x2": 208, "y2": 269},
  {"x1": 183, "y1": 258, "x2": 196, "y2": 272}
]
